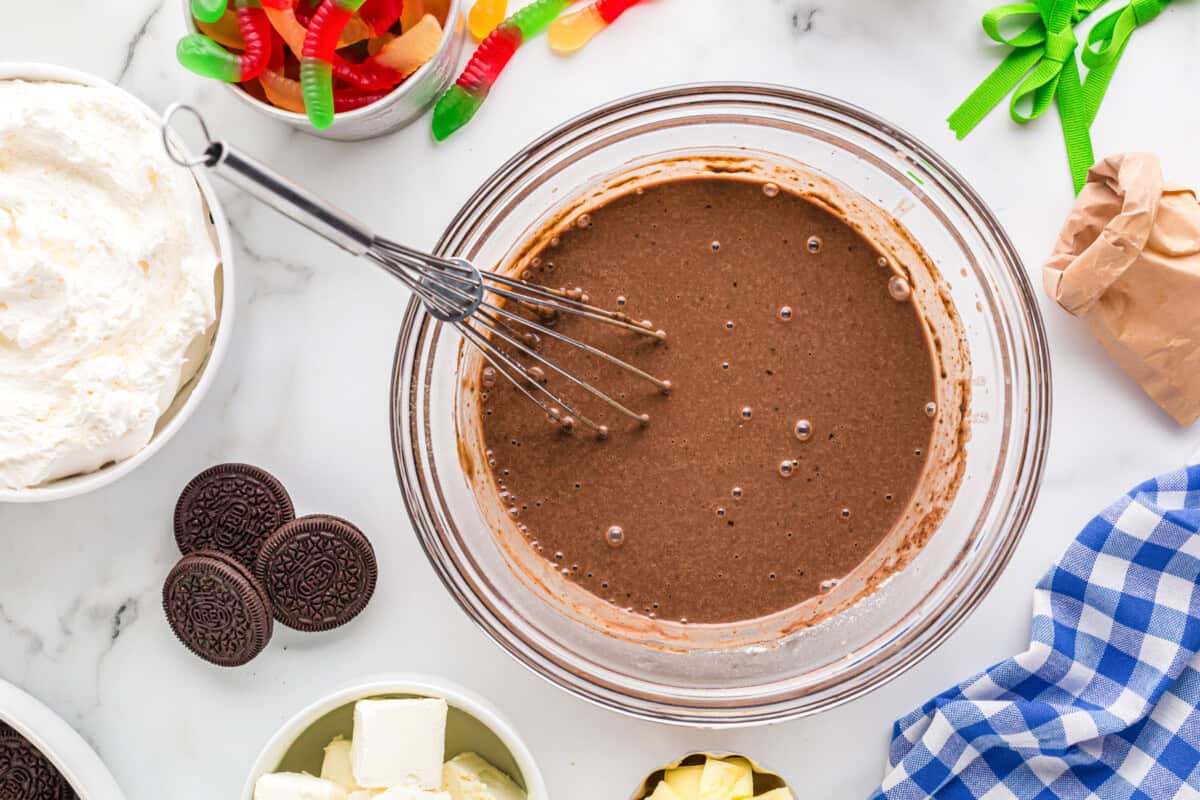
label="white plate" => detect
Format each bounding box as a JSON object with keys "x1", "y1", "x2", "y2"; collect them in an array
[{"x1": 0, "y1": 678, "x2": 125, "y2": 800}]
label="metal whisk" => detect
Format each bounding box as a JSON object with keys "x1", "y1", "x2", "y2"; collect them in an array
[{"x1": 161, "y1": 104, "x2": 669, "y2": 435}]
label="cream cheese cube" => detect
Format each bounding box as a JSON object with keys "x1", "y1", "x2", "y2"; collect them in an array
[
  {"x1": 441, "y1": 752, "x2": 527, "y2": 800},
  {"x1": 322, "y1": 738, "x2": 361, "y2": 792},
  {"x1": 254, "y1": 773, "x2": 348, "y2": 800},
  {"x1": 351, "y1": 698, "x2": 448, "y2": 789}
]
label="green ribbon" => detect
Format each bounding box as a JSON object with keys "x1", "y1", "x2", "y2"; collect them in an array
[
  {"x1": 948, "y1": 1, "x2": 1099, "y2": 135},
  {"x1": 949, "y1": 0, "x2": 1168, "y2": 194},
  {"x1": 1080, "y1": 0, "x2": 1170, "y2": 122}
]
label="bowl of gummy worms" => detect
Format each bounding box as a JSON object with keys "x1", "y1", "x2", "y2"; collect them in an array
[
  {"x1": 179, "y1": 0, "x2": 467, "y2": 140},
  {"x1": 180, "y1": 0, "x2": 653, "y2": 141}
]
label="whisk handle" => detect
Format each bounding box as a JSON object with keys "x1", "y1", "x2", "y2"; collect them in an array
[
  {"x1": 209, "y1": 142, "x2": 375, "y2": 255},
  {"x1": 161, "y1": 104, "x2": 375, "y2": 256}
]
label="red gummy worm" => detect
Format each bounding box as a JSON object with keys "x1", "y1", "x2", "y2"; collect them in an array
[
  {"x1": 302, "y1": 1, "x2": 353, "y2": 64},
  {"x1": 358, "y1": 0, "x2": 404, "y2": 35},
  {"x1": 333, "y1": 56, "x2": 403, "y2": 89},
  {"x1": 267, "y1": 26, "x2": 286, "y2": 70},
  {"x1": 294, "y1": 0, "x2": 321, "y2": 26},
  {"x1": 235, "y1": 1, "x2": 273, "y2": 80},
  {"x1": 334, "y1": 88, "x2": 393, "y2": 111},
  {"x1": 456, "y1": 23, "x2": 521, "y2": 96},
  {"x1": 596, "y1": 0, "x2": 643, "y2": 23}
]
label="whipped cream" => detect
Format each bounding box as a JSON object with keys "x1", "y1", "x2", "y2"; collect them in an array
[{"x1": 0, "y1": 80, "x2": 220, "y2": 490}]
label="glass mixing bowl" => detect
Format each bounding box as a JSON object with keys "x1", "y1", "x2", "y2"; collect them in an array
[{"x1": 391, "y1": 84, "x2": 1051, "y2": 725}]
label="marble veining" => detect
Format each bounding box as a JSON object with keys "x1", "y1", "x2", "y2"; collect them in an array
[
  {"x1": 3, "y1": 1, "x2": 1200, "y2": 799},
  {"x1": 790, "y1": 6, "x2": 821, "y2": 35}
]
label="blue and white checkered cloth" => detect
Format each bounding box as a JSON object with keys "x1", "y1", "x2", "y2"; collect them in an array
[{"x1": 873, "y1": 464, "x2": 1200, "y2": 799}]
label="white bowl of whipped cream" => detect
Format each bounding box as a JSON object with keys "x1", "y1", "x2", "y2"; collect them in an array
[{"x1": 0, "y1": 63, "x2": 233, "y2": 502}]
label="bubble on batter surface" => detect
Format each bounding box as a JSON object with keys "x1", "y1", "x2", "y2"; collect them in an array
[
  {"x1": 888, "y1": 275, "x2": 912, "y2": 302},
  {"x1": 807, "y1": 236, "x2": 822, "y2": 253},
  {"x1": 794, "y1": 419, "x2": 813, "y2": 441},
  {"x1": 605, "y1": 525, "x2": 625, "y2": 547}
]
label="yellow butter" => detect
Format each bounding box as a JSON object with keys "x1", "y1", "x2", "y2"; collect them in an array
[
  {"x1": 663, "y1": 765, "x2": 704, "y2": 800},
  {"x1": 646, "y1": 782, "x2": 684, "y2": 800},
  {"x1": 698, "y1": 759, "x2": 745, "y2": 800},
  {"x1": 724, "y1": 758, "x2": 754, "y2": 799}
]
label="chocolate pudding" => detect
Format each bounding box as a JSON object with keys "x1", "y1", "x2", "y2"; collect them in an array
[{"x1": 468, "y1": 170, "x2": 957, "y2": 625}]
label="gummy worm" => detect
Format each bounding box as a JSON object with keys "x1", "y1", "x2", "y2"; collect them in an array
[
  {"x1": 399, "y1": 0, "x2": 426, "y2": 31},
  {"x1": 468, "y1": 0, "x2": 506, "y2": 41},
  {"x1": 433, "y1": 0, "x2": 572, "y2": 140},
  {"x1": 548, "y1": 0, "x2": 645, "y2": 53},
  {"x1": 263, "y1": 0, "x2": 402, "y2": 91},
  {"x1": 294, "y1": 0, "x2": 321, "y2": 26},
  {"x1": 195, "y1": 9, "x2": 245, "y2": 49},
  {"x1": 359, "y1": 0, "x2": 405, "y2": 35},
  {"x1": 370, "y1": 13, "x2": 443, "y2": 77},
  {"x1": 301, "y1": 0, "x2": 371, "y2": 127},
  {"x1": 178, "y1": 0, "x2": 273, "y2": 83},
  {"x1": 260, "y1": 66, "x2": 391, "y2": 114},
  {"x1": 260, "y1": 0, "x2": 371, "y2": 53},
  {"x1": 259, "y1": 24, "x2": 391, "y2": 113},
  {"x1": 191, "y1": 0, "x2": 228, "y2": 24}
]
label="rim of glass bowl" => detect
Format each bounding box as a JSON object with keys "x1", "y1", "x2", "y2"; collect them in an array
[{"x1": 391, "y1": 83, "x2": 1052, "y2": 725}]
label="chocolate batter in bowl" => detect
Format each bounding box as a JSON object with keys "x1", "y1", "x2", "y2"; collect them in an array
[{"x1": 392, "y1": 85, "x2": 1051, "y2": 724}]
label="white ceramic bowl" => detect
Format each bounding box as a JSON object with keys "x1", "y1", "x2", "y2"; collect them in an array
[
  {"x1": 0, "y1": 62, "x2": 235, "y2": 504},
  {"x1": 0, "y1": 679, "x2": 126, "y2": 800},
  {"x1": 242, "y1": 674, "x2": 549, "y2": 800},
  {"x1": 181, "y1": 0, "x2": 468, "y2": 141}
]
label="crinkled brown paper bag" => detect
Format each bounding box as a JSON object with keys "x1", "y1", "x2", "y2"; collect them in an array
[{"x1": 1044, "y1": 153, "x2": 1200, "y2": 426}]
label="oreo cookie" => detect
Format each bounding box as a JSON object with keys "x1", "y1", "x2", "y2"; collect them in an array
[
  {"x1": 255, "y1": 515, "x2": 377, "y2": 632},
  {"x1": 0, "y1": 726, "x2": 78, "y2": 800},
  {"x1": 174, "y1": 463, "x2": 295, "y2": 569},
  {"x1": 163, "y1": 550, "x2": 273, "y2": 667}
]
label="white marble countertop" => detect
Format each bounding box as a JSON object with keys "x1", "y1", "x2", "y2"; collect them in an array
[{"x1": 3, "y1": 1, "x2": 1200, "y2": 798}]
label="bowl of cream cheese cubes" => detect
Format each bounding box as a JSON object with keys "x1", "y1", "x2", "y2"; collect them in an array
[{"x1": 244, "y1": 675, "x2": 546, "y2": 800}]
